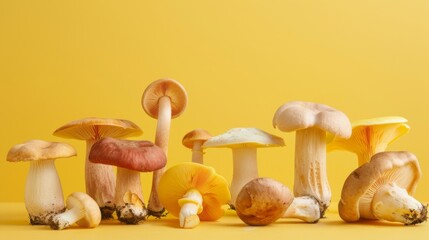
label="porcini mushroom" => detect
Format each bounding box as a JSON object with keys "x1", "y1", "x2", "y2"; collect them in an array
[
  {"x1": 53, "y1": 117, "x2": 142, "y2": 219},
  {"x1": 339, "y1": 151, "x2": 427, "y2": 225},
  {"x1": 235, "y1": 178, "x2": 293, "y2": 226},
  {"x1": 50, "y1": 192, "x2": 101, "y2": 230},
  {"x1": 272, "y1": 101, "x2": 352, "y2": 215},
  {"x1": 89, "y1": 137, "x2": 167, "y2": 224},
  {"x1": 182, "y1": 128, "x2": 212, "y2": 164},
  {"x1": 202, "y1": 128, "x2": 284, "y2": 207},
  {"x1": 141, "y1": 78, "x2": 188, "y2": 216},
  {"x1": 327, "y1": 116, "x2": 410, "y2": 166},
  {"x1": 6, "y1": 140, "x2": 76, "y2": 225},
  {"x1": 158, "y1": 162, "x2": 230, "y2": 229}
]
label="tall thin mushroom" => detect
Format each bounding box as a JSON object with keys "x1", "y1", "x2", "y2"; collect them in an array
[
  {"x1": 53, "y1": 117, "x2": 142, "y2": 219},
  {"x1": 142, "y1": 78, "x2": 188, "y2": 217}
]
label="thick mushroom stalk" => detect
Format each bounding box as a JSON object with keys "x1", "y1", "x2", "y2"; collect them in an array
[
  {"x1": 178, "y1": 189, "x2": 203, "y2": 228},
  {"x1": 294, "y1": 127, "x2": 330, "y2": 215},
  {"x1": 230, "y1": 147, "x2": 258, "y2": 206},
  {"x1": 282, "y1": 196, "x2": 321, "y2": 223},
  {"x1": 372, "y1": 184, "x2": 427, "y2": 225}
]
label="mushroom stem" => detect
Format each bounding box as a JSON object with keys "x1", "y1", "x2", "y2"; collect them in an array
[
  {"x1": 230, "y1": 147, "x2": 258, "y2": 207},
  {"x1": 178, "y1": 189, "x2": 203, "y2": 228},
  {"x1": 148, "y1": 96, "x2": 171, "y2": 216},
  {"x1": 85, "y1": 139, "x2": 116, "y2": 219},
  {"x1": 294, "y1": 127, "x2": 330, "y2": 216},
  {"x1": 114, "y1": 168, "x2": 147, "y2": 224},
  {"x1": 282, "y1": 196, "x2": 321, "y2": 223},
  {"x1": 25, "y1": 159, "x2": 65, "y2": 225},
  {"x1": 191, "y1": 140, "x2": 204, "y2": 164},
  {"x1": 50, "y1": 205, "x2": 86, "y2": 230},
  {"x1": 371, "y1": 183, "x2": 427, "y2": 225}
]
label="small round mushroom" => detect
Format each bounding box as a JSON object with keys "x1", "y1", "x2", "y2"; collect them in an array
[
  {"x1": 141, "y1": 78, "x2": 188, "y2": 216},
  {"x1": 339, "y1": 151, "x2": 427, "y2": 225},
  {"x1": 50, "y1": 192, "x2": 101, "y2": 230},
  {"x1": 182, "y1": 129, "x2": 212, "y2": 164},
  {"x1": 6, "y1": 140, "x2": 76, "y2": 225},
  {"x1": 235, "y1": 178, "x2": 293, "y2": 226},
  {"x1": 53, "y1": 117, "x2": 142, "y2": 219},
  {"x1": 282, "y1": 196, "x2": 321, "y2": 223},
  {"x1": 273, "y1": 101, "x2": 351, "y2": 215},
  {"x1": 89, "y1": 137, "x2": 167, "y2": 224},
  {"x1": 327, "y1": 116, "x2": 410, "y2": 166},
  {"x1": 202, "y1": 128, "x2": 284, "y2": 208},
  {"x1": 158, "y1": 162, "x2": 230, "y2": 229}
]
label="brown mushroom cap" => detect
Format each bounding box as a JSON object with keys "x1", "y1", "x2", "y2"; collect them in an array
[
  {"x1": 338, "y1": 151, "x2": 421, "y2": 222},
  {"x1": 89, "y1": 137, "x2": 167, "y2": 172},
  {"x1": 141, "y1": 78, "x2": 188, "y2": 119},
  {"x1": 182, "y1": 129, "x2": 212, "y2": 149},
  {"x1": 7, "y1": 139, "x2": 76, "y2": 162},
  {"x1": 273, "y1": 101, "x2": 351, "y2": 138},
  {"x1": 53, "y1": 117, "x2": 142, "y2": 140}
]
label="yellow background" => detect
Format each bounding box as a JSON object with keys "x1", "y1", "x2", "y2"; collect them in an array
[{"x1": 0, "y1": 0, "x2": 428, "y2": 209}]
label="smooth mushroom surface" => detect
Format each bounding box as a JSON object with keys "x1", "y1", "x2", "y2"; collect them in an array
[
  {"x1": 182, "y1": 128, "x2": 212, "y2": 164},
  {"x1": 141, "y1": 78, "x2": 188, "y2": 217},
  {"x1": 273, "y1": 101, "x2": 351, "y2": 216},
  {"x1": 53, "y1": 117, "x2": 142, "y2": 219},
  {"x1": 89, "y1": 137, "x2": 166, "y2": 224},
  {"x1": 202, "y1": 127, "x2": 284, "y2": 208},
  {"x1": 7, "y1": 140, "x2": 76, "y2": 225},
  {"x1": 339, "y1": 151, "x2": 427, "y2": 225},
  {"x1": 235, "y1": 178, "x2": 293, "y2": 226},
  {"x1": 327, "y1": 116, "x2": 410, "y2": 166},
  {"x1": 158, "y1": 162, "x2": 230, "y2": 229},
  {"x1": 282, "y1": 196, "x2": 321, "y2": 223}
]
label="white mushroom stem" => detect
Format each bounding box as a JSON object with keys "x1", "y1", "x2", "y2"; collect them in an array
[
  {"x1": 372, "y1": 183, "x2": 427, "y2": 225},
  {"x1": 282, "y1": 196, "x2": 321, "y2": 223},
  {"x1": 148, "y1": 96, "x2": 171, "y2": 215},
  {"x1": 191, "y1": 140, "x2": 204, "y2": 164},
  {"x1": 25, "y1": 159, "x2": 65, "y2": 225},
  {"x1": 178, "y1": 189, "x2": 203, "y2": 228},
  {"x1": 114, "y1": 168, "x2": 144, "y2": 206},
  {"x1": 294, "y1": 127, "x2": 330, "y2": 215},
  {"x1": 230, "y1": 147, "x2": 258, "y2": 207},
  {"x1": 50, "y1": 205, "x2": 85, "y2": 230},
  {"x1": 85, "y1": 139, "x2": 116, "y2": 218}
]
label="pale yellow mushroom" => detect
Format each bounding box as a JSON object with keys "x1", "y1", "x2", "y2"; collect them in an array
[{"x1": 182, "y1": 129, "x2": 212, "y2": 164}]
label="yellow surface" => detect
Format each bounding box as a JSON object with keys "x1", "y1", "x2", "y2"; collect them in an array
[
  {"x1": 0, "y1": 0, "x2": 428, "y2": 210},
  {"x1": 1, "y1": 203, "x2": 428, "y2": 240}
]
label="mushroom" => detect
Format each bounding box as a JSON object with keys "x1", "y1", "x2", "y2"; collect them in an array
[
  {"x1": 158, "y1": 162, "x2": 230, "y2": 229},
  {"x1": 141, "y1": 78, "x2": 188, "y2": 216},
  {"x1": 182, "y1": 128, "x2": 212, "y2": 164},
  {"x1": 202, "y1": 127, "x2": 284, "y2": 207},
  {"x1": 272, "y1": 101, "x2": 351, "y2": 215},
  {"x1": 282, "y1": 196, "x2": 321, "y2": 223},
  {"x1": 339, "y1": 151, "x2": 427, "y2": 225},
  {"x1": 49, "y1": 192, "x2": 101, "y2": 230},
  {"x1": 6, "y1": 140, "x2": 76, "y2": 225},
  {"x1": 235, "y1": 177, "x2": 293, "y2": 226},
  {"x1": 53, "y1": 117, "x2": 142, "y2": 219},
  {"x1": 327, "y1": 116, "x2": 410, "y2": 166},
  {"x1": 89, "y1": 137, "x2": 167, "y2": 224}
]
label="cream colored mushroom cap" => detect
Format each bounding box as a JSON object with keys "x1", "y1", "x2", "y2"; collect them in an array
[
  {"x1": 273, "y1": 101, "x2": 351, "y2": 138},
  {"x1": 67, "y1": 192, "x2": 101, "y2": 228},
  {"x1": 182, "y1": 129, "x2": 212, "y2": 149},
  {"x1": 202, "y1": 128, "x2": 284, "y2": 149},
  {"x1": 338, "y1": 151, "x2": 421, "y2": 222},
  {"x1": 141, "y1": 78, "x2": 188, "y2": 119},
  {"x1": 7, "y1": 139, "x2": 76, "y2": 162},
  {"x1": 53, "y1": 117, "x2": 142, "y2": 140}
]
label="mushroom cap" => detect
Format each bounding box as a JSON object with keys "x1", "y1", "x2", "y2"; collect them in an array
[
  {"x1": 158, "y1": 162, "x2": 230, "y2": 221},
  {"x1": 7, "y1": 139, "x2": 76, "y2": 162},
  {"x1": 202, "y1": 128, "x2": 284, "y2": 149},
  {"x1": 272, "y1": 101, "x2": 351, "y2": 138},
  {"x1": 338, "y1": 151, "x2": 421, "y2": 222},
  {"x1": 53, "y1": 117, "x2": 142, "y2": 141},
  {"x1": 327, "y1": 116, "x2": 410, "y2": 152},
  {"x1": 141, "y1": 78, "x2": 188, "y2": 119},
  {"x1": 88, "y1": 137, "x2": 167, "y2": 172},
  {"x1": 66, "y1": 192, "x2": 101, "y2": 228},
  {"x1": 182, "y1": 129, "x2": 212, "y2": 149}
]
